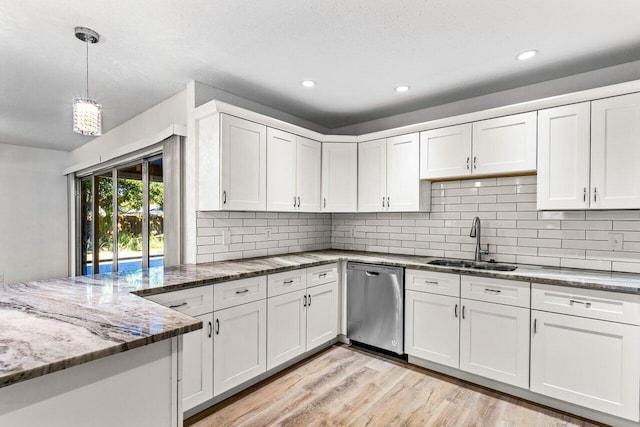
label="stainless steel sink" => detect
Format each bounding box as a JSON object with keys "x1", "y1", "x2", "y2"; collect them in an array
[{"x1": 428, "y1": 259, "x2": 517, "y2": 272}]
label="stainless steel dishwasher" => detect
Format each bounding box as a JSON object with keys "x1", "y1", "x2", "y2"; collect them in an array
[{"x1": 347, "y1": 262, "x2": 404, "y2": 355}]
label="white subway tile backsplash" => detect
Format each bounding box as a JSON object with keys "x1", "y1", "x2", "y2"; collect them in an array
[{"x1": 194, "y1": 177, "x2": 640, "y2": 273}]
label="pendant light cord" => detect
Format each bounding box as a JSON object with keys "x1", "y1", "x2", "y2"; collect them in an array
[{"x1": 86, "y1": 40, "x2": 89, "y2": 99}]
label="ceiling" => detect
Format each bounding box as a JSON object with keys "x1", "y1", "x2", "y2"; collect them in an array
[{"x1": 2, "y1": 1, "x2": 640, "y2": 152}]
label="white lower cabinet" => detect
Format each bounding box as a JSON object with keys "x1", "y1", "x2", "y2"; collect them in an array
[
  {"x1": 266, "y1": 266, "x2": 339, "y2": 370},
  {"x1": 267, "y1": 289, "x2": 307, "y2": 370},
  {"x1": 183, "y1": 312, "x2": 214, "y2": 411},
  {"x1": 405, "y1": 290, "x2": 459, "y2": 368},
  {"x1": 459, "y1": 298, "x2": 530, "y2": 389},
  {"x1": 213, "y1": 300, "x2": 267, "y2": 396},
  {"x1": 306, "y1": 281, "x2": 339, "y2": 350},
  {"x1": 530, "y1": 310, "x2": 640, "y2": 421}
]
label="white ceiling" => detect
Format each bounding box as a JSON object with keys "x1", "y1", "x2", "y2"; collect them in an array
[{"x1": 2, "y1": 0, "x2": 640, "y2": 151}]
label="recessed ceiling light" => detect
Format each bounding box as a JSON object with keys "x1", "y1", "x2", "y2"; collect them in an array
[
  {"x1": 301, "y1": 80, "x2": 316, "y2": 87},
  {"x1": 516, "y1": 49, "x2": 539, "y2": 61},
  {"x1": 395, "y1": 85, "x2": 410, "y2": 93}
]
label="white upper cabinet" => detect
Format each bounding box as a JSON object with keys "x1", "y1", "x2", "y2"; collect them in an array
[
  {"x1": 296, "y1": 136, "x2": 322, "y2": 212},
  {"x1": 472, "y1": 112, "x2": 537, "y2": 176},
  {"x1": 387, "y1": 133, "x2": 420, "y2": 211},
  {"x1": 537, "y1": 93, "x2": 640, "y2": 210},
  {"x1": 420, "y1": 124, "x2": 472, "y2": 179},
  {"x1": 266, "y1": 130, "x2": 321, "y2": 212},
  {"x1": 358, "y1": 134, "x2": 421, "y2": 212},
  {"x1": 537, "y1": 102, "x2": 591, "y2": 210},
  {"x1": 267, "y1": 128, "x2": 297, "y2": 211},
  {"x1": 591, "y1": 92, "x2": 640, "y2": 209},
  {"x1": 358, "y1": 138, "x2": 387, "y2": 212},
  {"x1": 220, "y1": 114, "x2": 267, "y2": 211},
  {"x1": 321, "y1": 143, "x2": 357, "y2": 212}
]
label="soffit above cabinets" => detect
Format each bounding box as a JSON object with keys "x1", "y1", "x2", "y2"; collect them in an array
[{"x1": 3, "y1": 0, "x2": 640, "y2": 151}]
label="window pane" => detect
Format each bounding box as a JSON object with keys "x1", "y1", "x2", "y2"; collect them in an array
[
  {"x1": 80, "y1": 177, "x2": 93, "y2": 275},
  {"x1": 117, "y1": 163, "x2": 143, "y2": 273},
  {"x1": 149, "y1": 157, "x2": 164, "y2": 268},
  {"x1": 96, "y1": 172, "x2": 114, "y2": 273}
]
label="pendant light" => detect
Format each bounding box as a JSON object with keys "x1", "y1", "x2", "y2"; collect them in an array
[{"x1": 73, "y1": 27, "x2": 102, "y2": 136}]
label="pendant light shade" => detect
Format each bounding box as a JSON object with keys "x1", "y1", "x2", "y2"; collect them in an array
[{"x1": 73, "y1": 27, "x2": 102, "y2": 136}]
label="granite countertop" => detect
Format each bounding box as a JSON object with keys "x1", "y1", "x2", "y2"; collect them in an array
[{"x1": 3, "y1": 248, "x2": 640, "y2": 390}]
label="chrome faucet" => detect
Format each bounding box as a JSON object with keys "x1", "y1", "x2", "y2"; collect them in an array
[{"x1": 470, "y1": 216, "x2": 489, "y2": 262}]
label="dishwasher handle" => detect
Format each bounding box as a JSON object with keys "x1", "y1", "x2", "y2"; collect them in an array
[{"x1": 365, "y1": 271, "x2": 380, "y2": 277}]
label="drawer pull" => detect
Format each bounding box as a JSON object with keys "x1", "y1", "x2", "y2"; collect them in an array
[
  {"x1": 283, "y1": 280, "x2": 294, "y2": 285},
  {"x1": 169, "y1": 302, "x2": 188, "y2": 309},
  {"x1": 318, "y1": 273, "x2": 327, "y2": 278},
  {"x1": 569, "y1": 299, "x2": 591, "y2": 308},
  {"x1": 235, "y1": 289, "x2": 249, "y2": 295},
  {"x1": 484, "y1": 288, "x2": 502, "y2": 294},
  {"x1": 424, "y1": 280, "x2": 439, "y2": 285}
]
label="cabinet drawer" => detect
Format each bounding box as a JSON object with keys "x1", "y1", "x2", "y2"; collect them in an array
[
  {"x1": 214, "y1": 276, "x2": 267, "y2": 311},
  {"x1": 532, "y1": 283, "x2": 640, "y2": 325},
  {"x1": 461, "y1": 276, "x2": 530, "y2": 308},
  {"x1": 307, "y1": 263, "x2": 338, "y2": 288},
  {"x1": 406, "y1": 269, "x2": 460, "y2": 297},
  {"x1": 267, "y1": 268, "x2": 307, "y2": 297},
  {"x1": 146, "y1": 285, "x2": 214, "y2": 316}
]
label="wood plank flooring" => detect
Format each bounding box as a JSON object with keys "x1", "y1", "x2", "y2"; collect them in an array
[{"x1": 185, "y1": 344, "x2": 603, "y2": 427}]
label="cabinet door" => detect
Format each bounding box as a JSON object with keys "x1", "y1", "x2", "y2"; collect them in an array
[
  {"x1": 405, "y1": 290, "x2": 459, "y2": 368},
  {"x1": 472, "y1": 112, "x2": 537, "y2": 176},
  {"x1": 266, "y1": 128, "x2": 297, "y2": 212},
  {"x1": 591, "y1": 92, "x2": 640, "y2": 209},
  {"x1": 267, "y1": 290, "x2": 307, "y2": 370},
  {"x1": 387, "y1": 133, "x2": 420, "y2": 211},
  {"x1": 537, "y1": 103, "x2": 591, "y2": 210},
  {"x1": 420, "y1": 124, "x2": 472, "y2": 179},
  {"x1": 213, "y1": 300, "x2": 266, "y2": 396},
  {"x1": 358, "y1": 139, "x2": 387, "y2": 212},
  {"x1": 296, "y1": 137, "x2": 322, "y2": 212},
  {"x1": 459, "y1": 299, "x2": 529, "y2": 389},
  {"x1": 306, "y1": 281, "x2": 338, "y2": 350},
  {"x1": 183, "y1": 313, "x2": 214, "y2": 411},
  {"x1": 531, "y1": 310, "x2": 640, "y2": 421},
  {"x1": 321, "y1": 142, "x2": 357, "y2": 212},
  {"x1": 220, "y1": 114, "x2": 267, "y2": 211}
]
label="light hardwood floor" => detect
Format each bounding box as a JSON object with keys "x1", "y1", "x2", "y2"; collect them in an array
[{"x1": 185, "y1": 344, "x2": 602, "y2": 427}]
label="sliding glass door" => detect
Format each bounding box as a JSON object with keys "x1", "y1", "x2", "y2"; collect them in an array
[{"x1": 77, "y1": 155, "x2": 163, "y2": 275}]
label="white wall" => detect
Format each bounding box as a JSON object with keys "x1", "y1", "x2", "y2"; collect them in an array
[
  {"x1": 0, "y1": 144, "x2": 70, "y2": 283},
  {"x1": 70, "y1": 89, "x2": 188, "y2": 166}
]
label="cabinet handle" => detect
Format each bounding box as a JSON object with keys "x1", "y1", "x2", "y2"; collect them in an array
[
  {"x1": 424, "y1": 280, "x2": 439, "y2": 285},
  {"x1": 293, "y1": 196, "x2": 297, "y2": 207},
  {"x1": 462, "y1": 305, "x2": 466, "y2": 319},
  {"x1": 297, "y1": 196, "x2": 301, "y2": 207},
  {"x1": 223, "y1": 190, "x2": 227, "y2": 204},
  {"x1": 215, "y1": 319, "x2": 220, "y2": 335},
  {"x1": 466, "y1": 157, "x2": 470, "y2": 170},
  {"x1": 303, "y1": 295, "x2": 307, "y2": 307},
  {"x1": 207, "y1": 321, "x2": 212, "y2": 338},
  {"x1": 473, "y1": 156, "x2": 477, "y2": 169},
  {"x1": 382, "y1": 197, "x2": 385, "y2": 208},
  {"x1": 533, "y1": 318, "x2": 537, "y2": 334},
  {"x1": 387, "y1": 197, "x2": 390, "y2": 208},
  {"x1": 169, "y1": 302, "x2": 187, "y2": 309},
  {"x1": 318, "y1": 272, "x2": 327, "y2": 278},
  {"x1": 235, "y1": 289, "x2": 249, "y2": 295},
  {"x1": 583, "y1": 187, "x2": 587, "y2": 203},
  {"x1": 484, "y1": 288, "x2": 502, "y2": 294},
  {"x1": 454, "y1": 304, "x2": 458, "y2": 318},
  {"x1": 593, "y1": 187, "x2": 597, "y2": 202},
  {"x1": 569, "y1": 299, "x2": 591, "y2": 308},
  {"x1": 283, "y1": 280, "x2": 294, "y2": 285},
  {"x1": 324, "y1": 198, "x2": 326, "y2": 208},
  {"x1": 308, "y1": 294, "x2": 312, "y2": 306}
]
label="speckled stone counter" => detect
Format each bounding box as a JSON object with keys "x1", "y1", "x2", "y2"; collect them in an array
[{"x1": 3, "y1": 248, "x2": 640, "y2": 390}]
